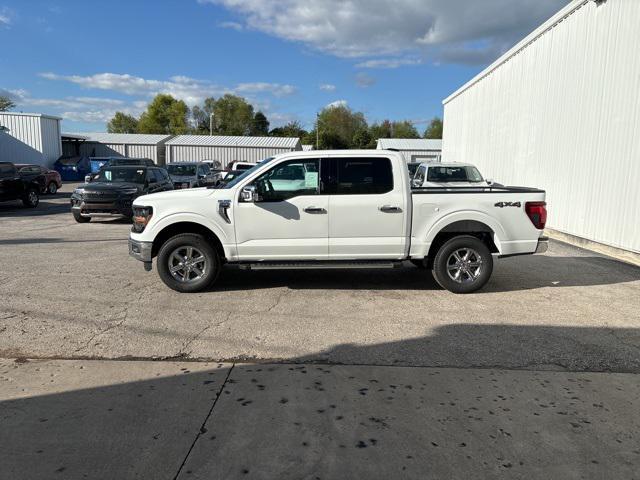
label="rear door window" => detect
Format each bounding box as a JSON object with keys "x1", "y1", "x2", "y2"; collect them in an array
[{"x1": 330, "y1": 157, "x2": 393, "y2": 195}]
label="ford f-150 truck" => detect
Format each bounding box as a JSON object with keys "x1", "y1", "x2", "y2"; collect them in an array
[{"x1": 128, "y1": 150, "x2": 548, "y2": 294}]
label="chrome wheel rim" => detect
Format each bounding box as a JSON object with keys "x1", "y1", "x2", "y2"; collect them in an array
[
  {"x1": 48, "y1": 183, "x2": 57, "y2": 194},
  {"x1": 28, "y1": 191, "x2": 38, "y2": 204},
  {"x1": 446, "y1": 248, "x2": 483, "y2": 284},
  {"x1": 168, "y1": 246, "x2": 207, "y2": 283}
]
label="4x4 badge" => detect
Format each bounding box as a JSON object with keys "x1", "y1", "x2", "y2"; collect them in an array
[{"x1": 495, "y1": 201, "x2": 521, "y2": 208}]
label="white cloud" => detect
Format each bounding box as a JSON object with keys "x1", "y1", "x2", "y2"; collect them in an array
[
  {"x1": 319, "y1": 84, "x2": 336, "y2": 92},
  {"x1": 355, "y1": 72, "x2": 375, "y2": 88},
  {"x1": 218, "y1": 20, "x2": 243, "y2": 31},
  {"x1": 39, "y1": 72, "x2": 296, "y2": 105},
  {"x1": 0, "y1": 7, "x2": 12, "y2": 27},
  {"x1": 201, "y1": 0, "x2": 565, "y2": 65},
  {"x1": 356, "y1": 58, "x2": 422, "y2": 69},
  {"x1": 325, "y1": 100, "x2": 347, "y2": 109}
]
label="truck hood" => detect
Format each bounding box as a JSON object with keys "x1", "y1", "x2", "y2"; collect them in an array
[{"x1": 134, "y1": 187, "x2": 218, "y2": 205}]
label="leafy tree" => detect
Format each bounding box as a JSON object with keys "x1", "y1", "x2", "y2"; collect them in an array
[
  {"x1": 251, "y1": 111, "x2": 270, "y2": 136},
  {"x1": 269, "y1": 120, "x2": 307, "y2": 138},
  {"x1": 210, "y1": 94, "x2": 255, "y2": 136},
  {"x1": 107, "y1": 112, "x2": 139, "y2": 134},
  {"x1": 352, "y1": 127, "x2": 373, "y2": 149},
  {"x1": 391, "y1": 121, "x2": 420, "y2": 139},
  {"x1": 316, "y1": 105, "x2": 367, "y2": 149},
  {"x1": 137, "y1": 94, "x2": 190, "y2": 135},
  {"x1": 191, "y1": 97, "x2": 216, "y2": 134},
  {"x1": 0, "y1": 95, "x2": 15, "y2": 111},
  {"x1": 423, "y1": 117, "x2": 443, "y2": 139},
  {"x1": 368, "y1": 120, "x2": 393, "y2": 141}
]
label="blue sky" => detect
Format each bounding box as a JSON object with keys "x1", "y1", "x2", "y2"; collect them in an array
[{"x1": 0, "y1": 0, "x2": 565, "y2": 133}]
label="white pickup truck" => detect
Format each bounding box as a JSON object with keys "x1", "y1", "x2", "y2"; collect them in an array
[{"x1": 128, "y1": 150, "x2": 548, "y2": 294}]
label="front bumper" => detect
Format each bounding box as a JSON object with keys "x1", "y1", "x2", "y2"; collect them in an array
[
  {"x1": 70, "y1": 195, "x2": 134, "y2": 217},
  {"x1": 129, "y1": 237, "x2": 153, "y2": 264},
  {"x1": 535, "y1": 236, "x2": 549, "y2": 254}
]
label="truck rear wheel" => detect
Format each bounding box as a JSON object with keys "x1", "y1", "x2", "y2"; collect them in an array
[
  {"x1": 432, "y1": 235, "x2": 493, "y2": 294},
  {"x1": 22, "y1": 188, "x2": 39, "y2": 208},
  {"x1": 157, "y1": 233, "x2": 220, "y2": 293}
]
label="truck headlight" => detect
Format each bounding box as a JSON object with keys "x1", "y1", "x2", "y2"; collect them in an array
[{"x1": 132, "y1": 206, "x2": 153, "y2": 233}]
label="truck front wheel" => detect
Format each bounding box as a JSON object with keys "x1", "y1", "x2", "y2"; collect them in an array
[
  {"x1": 432, "y1": 235, "x2": 493, "y2": 294},
  {"x1": 157, "y1": 233, "x2": 220, "y2": 293}
]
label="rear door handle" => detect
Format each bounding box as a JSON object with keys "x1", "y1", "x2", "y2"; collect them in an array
[
  {"x1": 304, "y1": 206, "x2": 327, "y2": 214},
  {"x1": 379, "y1": 205, "x2": 402, "y2": 213}
]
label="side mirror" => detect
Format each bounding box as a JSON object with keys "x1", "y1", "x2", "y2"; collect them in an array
[
  {"x1": 84, "y1": 174, "x2": 92, "y2": 183},
  {"x1": 486, "y1": 178, "x2": 493, "y2": 185},
  {"x1": 240, "y1": 185, "x2": 258, "y2": 203}
]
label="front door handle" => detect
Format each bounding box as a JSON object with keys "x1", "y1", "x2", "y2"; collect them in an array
[
  {"x1": 379, "y1": 205, "x2": 402, "y2": 213},
  {"x1": 304, "y1": 206, "x2": 327, "y2": 214}
]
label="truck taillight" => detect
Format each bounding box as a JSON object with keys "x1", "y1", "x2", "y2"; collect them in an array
[{"x1": 525, "y1": 202, "x2": 547, "y2": 230}]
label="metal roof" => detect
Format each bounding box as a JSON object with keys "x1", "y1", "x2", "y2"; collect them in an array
[
  {"x1": 377, "y1": 138, "x2": 443, "y2": 151},
  {"x1": 61, "y1": 133, "x2": 88, "y2": 141},
  {"x1": 166, "y1": 135, "x2": 301, "y2": 149},
  {"x1": 65, "y1": 132, "x2": 173, "y2": 145},
  {"x1": 0, "y1": 111, "x2": 62, "y2": 121}
]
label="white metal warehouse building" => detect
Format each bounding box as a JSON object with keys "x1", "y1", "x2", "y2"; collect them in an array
[
  {"x1": 165, "y1": 135, "x2": 302, "y2": 167},
  {"x1": 0, "y1": 112, "x2": 62, "y2": 166},
  {"x1": 63, "y1": 133, "x2": 173, "y2": 164},
  {"x1": 442, "y1": 0, "x2": 640, "y2": 255},
  {"x1": 377, "y1": 138, "x2": 442, "y2": 164}
]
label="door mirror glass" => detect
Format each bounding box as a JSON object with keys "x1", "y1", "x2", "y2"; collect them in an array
[{"x1": 240, "y1": 185, "x2": 258, "y2": 203}]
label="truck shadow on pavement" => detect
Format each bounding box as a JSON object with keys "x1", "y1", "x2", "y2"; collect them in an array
[
  {"x1": 0, "y1": 192, "x2": 72, "y2": 217},
  {"x1": 1, "y1": 324, "x2": 640, "y2": 480},
  {"x1": 214, "y1": 253, "x2": 639, "y2": 293}
]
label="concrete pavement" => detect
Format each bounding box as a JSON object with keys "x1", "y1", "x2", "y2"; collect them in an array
[{"x1": 1, "y1": 358, "x2": 639, "y2": 480}]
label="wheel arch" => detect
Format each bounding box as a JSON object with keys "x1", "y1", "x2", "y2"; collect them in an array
[{"x1": 151, "y1": 221, "x2": 226, "y2": 262}]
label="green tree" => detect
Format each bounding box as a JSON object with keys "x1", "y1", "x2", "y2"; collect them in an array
[
  {"x1": 315, "y1": 104, "x2": 367, "y2": 149},
  {"x1": 391, "y1": 120, "x2": 420, "y2": 139},
  {"x1": 137, "y1": 94, "x2": 190, "y2": 135},
  {"x1": 423, "y1": 117, "x2": 443, "y2": 139},
  {"x1": 251, "y1": 111, "x2": 270, "y2": 136},
  {"x1": 269, "y1": 120, "x2": 307, "y2": 138},
  {"x1": 107, "y1": 112, "x2": 139, "y2": 134},
  {"x1": 368, "y1": 120, "x2": 393, "y2": 141},
  {"x1": 0, "y1": 95, "x2": 16, "y2": 111},
  {"x1": 211, "y1": 94, "x2": 255, "y2": 136},
  {"x1": 352, "y1": 127, "x2": 373, "y2": 149}
]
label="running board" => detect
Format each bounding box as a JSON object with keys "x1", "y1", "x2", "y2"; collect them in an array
[{"x1": 238, "y1": 260, "x2": 403, "y2": 271}]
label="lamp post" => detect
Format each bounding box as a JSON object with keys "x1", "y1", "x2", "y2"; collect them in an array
[{"x1": 209, "y1": 113, "x2": 215, "y2": 136}]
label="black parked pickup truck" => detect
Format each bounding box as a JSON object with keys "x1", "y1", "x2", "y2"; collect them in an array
[
  {"x1": 0, "y1": 162, "x2": 41, "y2": 208},
  {"x1": 70, "y1": 165, "x2": 173, "y2": 223}
]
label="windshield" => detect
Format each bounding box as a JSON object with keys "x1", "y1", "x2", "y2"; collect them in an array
[
  {"x1": 222, "y1": 157, "x2": 276, "y2": 189},
  {"x1": 94, "y1": 167, "x2": 146, "y2": 184},
  {"x1": 167, "y1": 164, "x2": 197, "y2": 176},
  {"x1": 427, "y1": 166, "x2": 484, "y2": 183}
]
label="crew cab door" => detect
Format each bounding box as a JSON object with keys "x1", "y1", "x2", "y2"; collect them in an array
[
  {"x1": 233, "y1": 157, "x2": 328, "y2": 260},
  {"x1": 327, "y1": 156, "x2": 407, "y2": 259}
]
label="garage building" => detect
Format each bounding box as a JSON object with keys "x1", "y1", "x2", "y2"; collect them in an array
[
  {"x1": 376, "y1": 138, "x2": 442, "y2": 164},
  {"x1": 62, "y1": 133, "x2": 173, "y2": 165},
  {"x1": 442, "y1": 0, "x2": 640, "y2": 257},
  {"x1": 0, "y1": 112, "x2": 62, "y2": 166},
  {"x1": 165, "y1": 135, "x2": 302, "y2": 167}
]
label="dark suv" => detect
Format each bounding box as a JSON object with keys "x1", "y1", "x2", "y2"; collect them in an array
[
  {"x1": 0, "y1": 162, "x2": 41, "y2": 208},
  {"x1": 70, "y1": 165, "x2": 173, "y2": 222},
  {"x1": 166, "y1": 162, "x2": 216, "y2": 189}
]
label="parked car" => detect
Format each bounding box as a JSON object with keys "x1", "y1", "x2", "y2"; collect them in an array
[
  {"x1": 411, "y1": 162, "x2": 492, "y2": 188},
  {"x1": 128, "y1": 150, "x2": 548, "y2": 294},
  {"x1": 227, "y1": 161, "x2": 255, "y2": 172},
  {"x1": 0, "y1": 162, "x2": 41, "y2": 207},
  {"x1": 166, "y1": 162, "x2": 216, "y2": 189},
  {"x1": 70, "y1": 165, "x2": 173, "y2": 223},
  {"x1": 54, "y1": 156, "x2": 91, "y2": 181},
  {"x1": 15, "y1": 164, "x2": 62, "y2": 194},
  {"x1": 85, "y1": 158, "x2": 156, "y2": 183}
]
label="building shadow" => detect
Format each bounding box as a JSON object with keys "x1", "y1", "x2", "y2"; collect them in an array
[{"x1": 1, "y1": 323, "x2": 640, "y2": 479}]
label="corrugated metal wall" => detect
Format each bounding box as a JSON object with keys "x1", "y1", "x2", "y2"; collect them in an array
[
  {"x1": 442, "y1": 0, "x2": 640, "y2": 253},
  {"x1": 395, "y1": 150, "x2": 442, "y2": 164},
  {"x1": 167, "y1": 146, "x2": 294, "y2": 167},
  {"x1": 0, "y1": 114, "x2": 62, "y2": 166}
]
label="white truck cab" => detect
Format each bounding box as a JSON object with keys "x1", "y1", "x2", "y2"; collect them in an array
[{"x1": 129, "y1": 150, "x2": 548, "y2": 294}]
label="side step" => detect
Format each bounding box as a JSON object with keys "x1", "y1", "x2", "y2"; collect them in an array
[{"x1": 238, "y1": 260, "x2": 403, "y2": 271}]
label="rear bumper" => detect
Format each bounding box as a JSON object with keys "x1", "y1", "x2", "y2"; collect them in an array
[
  {"x1": 535, "y1": 236, "x2": 549, "y2": 254},
  {"x1": 129, "y1": 237, "x2": 153, "y2": 263}
]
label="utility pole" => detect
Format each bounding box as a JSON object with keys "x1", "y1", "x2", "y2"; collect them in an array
[
  {"x1": 316, "y1": 113, "x2": 320, "y2": 148},
  {"x1": 209, "y1": 113, "x2": 215, "y2": 136}
]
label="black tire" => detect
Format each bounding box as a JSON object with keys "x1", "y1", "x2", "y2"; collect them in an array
[
  {"x1": 157, "y1": 233, "x2": 220, "y2": 293},
  {"x1": 22, "y1": 188, "x2": 39, "y2": 208},
  {"x1": 432, "y1": 235, "x2": 493, "y2": 294},
  {"x1": 73, "y1": 211, "x2": 90, "y2": 223},
  {"x1": 47, "y1": 182, "x2": 58, "y2": 194}
]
